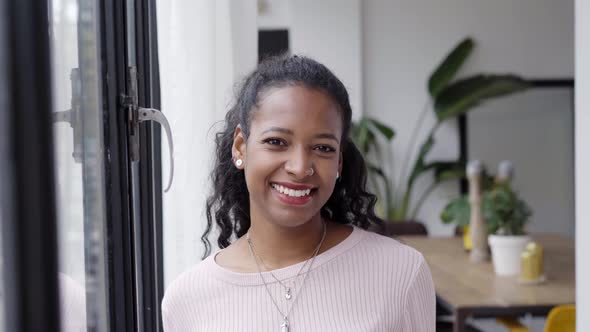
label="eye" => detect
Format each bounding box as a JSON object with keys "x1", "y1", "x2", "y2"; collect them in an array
[
  {"x1": 314, "y1": 145, "x2": 336, "y2": 153},
  {"x1": 262, "y1": 137, "x2": 287, "y2": 146}
]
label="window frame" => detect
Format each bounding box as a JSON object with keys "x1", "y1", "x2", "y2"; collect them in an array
[
  {"x1": 100, "y1": 0, "x2": 164, "y2": 331},
  {"x1": 2, "y1": 0, "x2": 62, "y2": 331},
  {"x1": 134, "y1": 0, "x2": 165, "y2": 330}
]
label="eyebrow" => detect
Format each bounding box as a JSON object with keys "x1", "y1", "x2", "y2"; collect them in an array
[{"x1": 261, "y1": 126, "x2": 340, "y2": 143}]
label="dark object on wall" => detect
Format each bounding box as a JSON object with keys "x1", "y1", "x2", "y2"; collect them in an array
[
  {"x1": 457, "y1": 78, "x2": 574, "y2": 194},
  {"x1": 258, "y1": 29, "x2": 289, "y2": 62}
]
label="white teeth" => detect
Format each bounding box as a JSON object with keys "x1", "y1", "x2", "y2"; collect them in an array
[{"x1": 272, "y1": 184, "x2": 312, "y2": 197}]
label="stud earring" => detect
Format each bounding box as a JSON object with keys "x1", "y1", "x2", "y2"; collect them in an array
[
  {"x1": 235, "y1": 159, "x2": 243, "y2": 167},
  {"x1": 336, "y1": 171, "x2": 340, "y2": 179}
]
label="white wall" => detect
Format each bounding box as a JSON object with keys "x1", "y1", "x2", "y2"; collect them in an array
[
  {"x1": 258, "y1": 0, "x2": 363, "y2": 120},
  {"x1": 575, "y1": 0, "x2": 589, "y2": 328},
  {"x1": 362, "y1": 0, "x2": 574, "y2": 235},
  {"x1": 257, "y1": 0, "x2": 291, "y2": 29},
  {"x1": 290, "y1": 0, "x2": 363, "y2": 121},
  {"x1": 468, "y1": 89, "x2": 575, "y2": 237}
]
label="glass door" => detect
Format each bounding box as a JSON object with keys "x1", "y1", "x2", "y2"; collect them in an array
[{"x1": 1, "y1": 0, "x2": 166, "y2": 330}]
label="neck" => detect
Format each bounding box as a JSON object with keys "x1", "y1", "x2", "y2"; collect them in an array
[{"x1": 245, "y1": 214, "x2": 326, "y2": 270}]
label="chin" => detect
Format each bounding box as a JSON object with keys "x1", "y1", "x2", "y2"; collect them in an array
[{"x1": 268, "y1": 208, "x2": 320, "y2": 228}]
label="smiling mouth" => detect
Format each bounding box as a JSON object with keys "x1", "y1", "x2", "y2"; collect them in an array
[{"x1": 270, "y1": 183, "x2": 316, "y2": 197}]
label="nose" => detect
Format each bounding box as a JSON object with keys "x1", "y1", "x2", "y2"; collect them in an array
[{"x1": 284, "y1": 146, "x2": 313, "y2": 179}]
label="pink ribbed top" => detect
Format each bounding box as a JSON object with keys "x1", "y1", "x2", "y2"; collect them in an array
[{"x1": 162, "y1": 226, "x2": 436, "y2": 331}]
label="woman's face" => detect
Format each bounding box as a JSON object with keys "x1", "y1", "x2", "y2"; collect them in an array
[{"x1": 233, "y1": 85, "x2": 343, "y2": 228}]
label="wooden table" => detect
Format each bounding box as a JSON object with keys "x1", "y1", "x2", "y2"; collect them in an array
[{"x1": 399, "y1": 234, "x2": 575, "y2": 332}]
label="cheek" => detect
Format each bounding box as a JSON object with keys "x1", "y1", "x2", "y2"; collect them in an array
[
  {"x1": 315, "y1": 161, "x2": 339, "y2": 188},
  {"x1": 243, "y1": 150, "x2": 277, "y2": 190}
]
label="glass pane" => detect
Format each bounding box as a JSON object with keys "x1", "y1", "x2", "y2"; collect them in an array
[{"x1": 49, "y1": 0, "x2": 109, "y2": 331}]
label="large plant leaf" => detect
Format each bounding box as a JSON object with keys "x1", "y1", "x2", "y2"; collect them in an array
[
  {"x1": 428, "y1": 37, "x2": 474, "y2": 98},
  {"x1": 408, "y1": 134, "x2": 435, "y2": 186},
  {"x1": 440, "y1": 196, "x2": 470, "y2": 226},
  {"x1": 367, "y1": 118, "x2": 395, "y2": 141},
  {"x1": 434, "y1": 75, "x2": 530, "y2": 122},
  {"x1": 351, "y1": 117, "x2": 395, "y2": 155},
  {"x1": 352, "y1": 118, "x2": 374, "y2": 154},
  {"x1": 366, "y1": 162, "x2": 385, "y2": 195},
  {"x1": 366, "y1": 162, "x2": 392, "y2": 215},
  {"x1": 366, "y1": 163, "x2": 387, "y2": 179},
  {"x1": 432, "y1": 161, "x2": 465, "y2": 183}
]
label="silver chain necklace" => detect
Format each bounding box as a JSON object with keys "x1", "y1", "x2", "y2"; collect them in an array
[
  {"x1": 247, "y1": 232, "x2": 320, "y2": 301},
  {"x1": 246, "y1": 221, "x2": 327, "y2": 332}
]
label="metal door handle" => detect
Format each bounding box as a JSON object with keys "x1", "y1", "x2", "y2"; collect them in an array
[
  {"x1": 137, "y1": 108, "x2": 174, "y2": 192},
  {"x1": 121, "y1": 66, "x2": 175, "y2": 193}
]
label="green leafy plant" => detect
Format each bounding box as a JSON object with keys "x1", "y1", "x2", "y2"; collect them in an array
[
  {"x1": 441, "y1": 181, "x2": 532, "y2": 236},
  {"x1": 352, "y1": 37, "x2": 530, "y2": 221},
  {"x1": 351, "y1": 117, "x2": 396, "y2": 217}
]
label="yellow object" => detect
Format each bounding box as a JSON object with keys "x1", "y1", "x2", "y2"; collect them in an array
[
  {"x1": 544, "y1": 304, "x2": 575, "y2": 332},
  {"x1": 520, "y1": 251, "x2": 535, "y2": 280},
  {"x1": 496, "y1": 317, "x2": 530, "y2": 332},
  {"x1": 527, "y1": 242, "x2": 544, "y2": 276},
  {"x1": 463, "y1": 224, "x2": 472, "y2": 250},
  {"x1": 520, "y1": 241, "x2": 545, "y2": 282},
  {"x1": 496, "y1": 305, "x2": 576, "y2": 332}
]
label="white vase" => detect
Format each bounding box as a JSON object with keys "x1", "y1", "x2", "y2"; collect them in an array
[{"x1": 488, "y1": 234, "x2": 531, "y2": 276}]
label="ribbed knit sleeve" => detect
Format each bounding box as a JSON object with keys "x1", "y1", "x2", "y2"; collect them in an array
[
  {"x1": 402, "y1": 259, "x2": 436, "y2": 332},
  {"x1": 162, "y1": 306, "x2": 177, "y2": 332},
  {"x1": 59, "y1": 273, "x2": 87, "y2": 332}
]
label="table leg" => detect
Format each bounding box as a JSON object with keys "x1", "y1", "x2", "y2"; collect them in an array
[{"x1": 453, "y1": 309, "x2": 469, "y2": 332}]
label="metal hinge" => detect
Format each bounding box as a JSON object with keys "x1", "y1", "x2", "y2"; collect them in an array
[{"x1": 120, "y1": 66, "x2": 174, "y2": 192}]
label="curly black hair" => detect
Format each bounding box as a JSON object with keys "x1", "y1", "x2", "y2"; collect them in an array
[{"x1": 202, "y1": 54, "x2": 382, "y2": 258}]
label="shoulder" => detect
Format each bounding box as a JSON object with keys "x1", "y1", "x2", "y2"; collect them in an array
[
  {"x1": 356, "y1": 227, "x2": 427, "y2": 268},
  {"x1": 345, "y1": 227, "x2": 430, "y2": 289},
  {"x1": 161, "y1": 256, "x2": 217, "y2": 314}
]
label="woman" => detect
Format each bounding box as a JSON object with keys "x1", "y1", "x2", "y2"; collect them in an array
[{"x1": 162, "y1": 55, "x2": 435, "y2": 331}]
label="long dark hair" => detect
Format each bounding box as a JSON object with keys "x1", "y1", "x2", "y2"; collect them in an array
[{"x1": 202, "y1": 55, "x2": 382, "y2": 258}]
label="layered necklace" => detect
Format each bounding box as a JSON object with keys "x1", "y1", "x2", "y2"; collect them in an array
[{"x1": 246, "y1": 221, "x2": 327, "y2": 332}]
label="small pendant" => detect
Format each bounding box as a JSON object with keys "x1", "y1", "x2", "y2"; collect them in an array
[
  {"x1": 280, "y1": 317, "x2": 289, "y2": 332},
  {"x1": 285, "y1": 288, "x2": 292, "y2": 300}
]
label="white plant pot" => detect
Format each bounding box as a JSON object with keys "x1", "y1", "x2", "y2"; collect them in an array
[{"x1": 488, "y1": 234, "x2": 531, "y2": 276}]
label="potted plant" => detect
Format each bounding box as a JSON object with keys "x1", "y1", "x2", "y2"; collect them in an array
[
  {"x1": 486, "y1": 183, "x2": 532, "y2": 275},
  {"x1": 352, "y1": 37, "x2": 530, "y2": 228},
  {"x1": 441, "y1": 163, "x2": 532, "y2": 275}
]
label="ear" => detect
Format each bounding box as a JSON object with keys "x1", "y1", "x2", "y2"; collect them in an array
[{"x1": 232, "y1": 125, "x2": 247, "y2": 168}]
